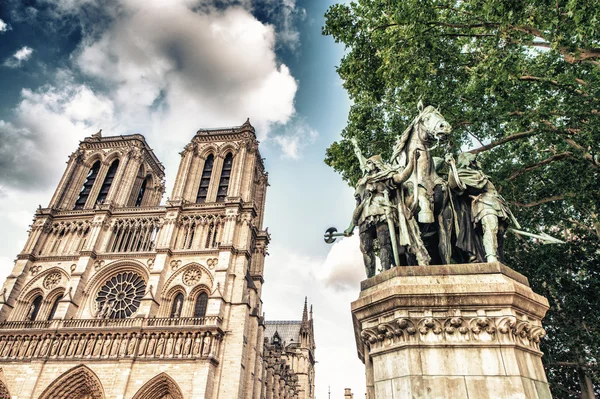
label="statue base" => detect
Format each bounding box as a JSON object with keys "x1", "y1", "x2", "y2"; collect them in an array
[{"x1": 351, "y1": 262, "x2": 552, "y2": 399}]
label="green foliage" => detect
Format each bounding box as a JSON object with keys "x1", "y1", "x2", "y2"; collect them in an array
[{"x1": 324, "y1": 0, "x2": 600, "y2": 396}]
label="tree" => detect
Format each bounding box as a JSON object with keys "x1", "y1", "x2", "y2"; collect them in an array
[{"x1": 323, "y1": 1, "x2": 600, "y2": 397}]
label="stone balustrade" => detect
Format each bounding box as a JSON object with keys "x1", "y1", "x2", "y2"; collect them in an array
[
  {"x1": 0, "y1": 316, "x2": 221, "y2": 332},
  {"x1": 0, "y1": 317, "x2": 224, "y2": 363}
]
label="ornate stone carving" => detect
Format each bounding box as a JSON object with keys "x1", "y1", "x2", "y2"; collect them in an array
[
  {"x1": 43, "y1": 272, "x2": 62, "y2": 290},
  {"x1": 30, "y1": 265, "x2": 42, "y2": 276},
  {"x1": 360, "y1": 313, "x2": 545, "y2": 352},
  {"x1": 206, "y1": 258, "x2": 218, "y2": 270},
  {"x1": 182, "y1": 267, "x2": 202, "y2": 286},
  {"x1": 170, "y1": 260, "x2": 182, "y2": 270}
]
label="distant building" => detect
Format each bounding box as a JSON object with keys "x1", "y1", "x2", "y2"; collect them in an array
[{"x1": 0, "y1": 121, "x2": 314, "y2": 398}]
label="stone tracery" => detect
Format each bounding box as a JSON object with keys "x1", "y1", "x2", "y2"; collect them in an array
[{"x1": 95, "y1": 271, "x2": 146, "y2": 319}]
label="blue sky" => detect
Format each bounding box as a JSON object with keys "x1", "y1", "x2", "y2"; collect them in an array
[{"x1": 0, "y1": 0, "x2": 368, "y2": 396}]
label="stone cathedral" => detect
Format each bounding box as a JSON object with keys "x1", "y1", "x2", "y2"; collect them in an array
[{"x1": 0, "y1": 121, "x2": 315, "y2": 399}]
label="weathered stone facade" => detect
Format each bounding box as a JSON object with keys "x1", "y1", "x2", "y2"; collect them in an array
[
  {"x1": 352, "y1": 263, "x2": 552, "y2": 399},
  {"x1": 0, "y1": 121, "x2": 313, "y2": 399}
]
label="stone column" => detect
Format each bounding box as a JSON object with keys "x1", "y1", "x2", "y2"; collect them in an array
[{"x1": 351, "y1": 262, "x2": 552, "y2": 399}]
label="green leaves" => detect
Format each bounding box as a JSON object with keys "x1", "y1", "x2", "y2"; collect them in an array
[{"x1": 324, "y1": 0, "x2": 600, "y2": 396}]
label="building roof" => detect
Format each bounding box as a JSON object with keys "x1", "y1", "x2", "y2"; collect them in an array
[{"x1": 264, "y1": 320, "x2": 302, "y2": 347}]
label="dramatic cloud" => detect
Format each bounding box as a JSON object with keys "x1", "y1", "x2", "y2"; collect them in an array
[
  {"x1": 0, "y1": 0, "x2": 320, "y2": 193},
  {"x1": 75, "y1": 3, "x2": 297, "y2": 140},
  {"x1": 0, "y1": 19, "x2": 10, "y2": 32},
  {"x1": 3, "y1": 46, "x2": 33, "y2": 68},
  {"x1": 0, "y1": 80, "x2": 115, "y2": 190}
]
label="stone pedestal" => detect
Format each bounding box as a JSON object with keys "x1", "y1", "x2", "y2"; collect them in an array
[{"x1": 351, "y1": 263, "x2": 552, "y2": 399}]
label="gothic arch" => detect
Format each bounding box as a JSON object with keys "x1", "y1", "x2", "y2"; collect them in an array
[
  {"x1": 19, "y1": 267, "x2": 70, "y2": 297},
  {"x1": 197, "y1": 143, "x2": 218, "y2": 160},
  {"x1": 132, "y1": 373, "x2": 184, "y2": 399},
  {"x1": 102, "y1": 149, "x2": 123, "y2": 166},
  {"x1": 82, "y1": 151, "x2": 105, "y2": 168},
  {"x1": 158, "y1": 285, "x2": 186, "y2": 317},
  {"x1": 0, "y1": 368, "x2": 10, "y2": 399},
  {"x1": 38, "y1": 365, "x2": 104, "y2": 399},
  {"x1": 162, "y1": 262, "x2": 213, "y2": 295},
  {"x1": 218, "y1": 142, "x2": 239, "y2": 157}
]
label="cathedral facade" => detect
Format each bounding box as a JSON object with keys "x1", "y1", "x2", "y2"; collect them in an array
[{"x1": 0, "y1": 121, "x2": 315, "y2": 399}]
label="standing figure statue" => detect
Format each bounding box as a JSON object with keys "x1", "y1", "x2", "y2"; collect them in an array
[
  {"x1": 344, "y1": 138, "x2": 415, "y2": 277},
  {"x1": 446, "y1": 152, "x2": 520, "y2": 262}
]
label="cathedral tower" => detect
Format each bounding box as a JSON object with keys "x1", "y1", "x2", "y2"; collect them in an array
[{"x1": 0, "y1": 120, "x2": 298, "y2": 399}]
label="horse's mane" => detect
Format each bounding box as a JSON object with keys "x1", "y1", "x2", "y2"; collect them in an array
[{"x1": 391, "y1": 106, "x2": 435, "y2": 166}]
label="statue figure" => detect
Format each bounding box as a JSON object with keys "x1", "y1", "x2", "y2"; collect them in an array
[
  {"x1": 156, "y1": 334, "x2": 165, "y2": 356},
  {"x1": 26, "y1": 336, "x2": 37, "y2": 357},
  {"x1": 344, "y1": 139, "x2": 415, "y2": 277},
  {"x1": 39, "y1": 335, "x2": 51, "y2": 357},
  {"x1": 183, "y1": 334, "x2": 192, "y2": 356},
  {"x1": 138, "y1": 334, "x2": 148, "y2": 356},
  {"x1": 446, "y1": 152, "x2": 520, "y2": 262},
  {"x1": 127, "y1": 333, "x2": 137, "y2": 356},
  {"x1": 192, "y1": 337, "x2": 201, "y2": 356},
  {"x1": 202, "y1": 334, "x2": 211, "y2": 357}
]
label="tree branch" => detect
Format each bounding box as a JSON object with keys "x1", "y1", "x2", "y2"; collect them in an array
[
  {"x1": 507, "y1": 152, "x2": 573, "y2": 181},
  {"x1": 519, "y1": 75, "x2": 592, "y2": 98},
  {"x1": 562, "y1": 138, "x2": 600, "y2": 168},
  {"x1": 511, "y1": 194, "x2": 575, "y2": 208},
  {"x1": 468, "y1": 129, "x2": 537, "y2": 154}
]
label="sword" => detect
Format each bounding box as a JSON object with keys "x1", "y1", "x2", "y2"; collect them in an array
[
  {"x1": 507, "y1": 228, "x2": 565, "y2": 244},
  {"x1": 383, "y1": 189, "x2": 401, "y2": 267}
]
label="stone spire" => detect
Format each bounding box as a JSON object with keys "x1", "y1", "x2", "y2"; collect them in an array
[{"x1": 301, "y1": 296, "x2": 308, "y2": 327}]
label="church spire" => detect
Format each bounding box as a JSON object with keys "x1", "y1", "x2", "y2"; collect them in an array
[{"x1": 302, "y1": 296, "x2": 308, "y2": 325}]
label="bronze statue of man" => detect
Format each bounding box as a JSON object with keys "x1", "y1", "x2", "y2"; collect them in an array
[
  {"x1": 345, "y1": 139, "x2": 414, "y2": 277},
  {"x1": 446, "y1": 152, "x2": 519, "y2": 262}
]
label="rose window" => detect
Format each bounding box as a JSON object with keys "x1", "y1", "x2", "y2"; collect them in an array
[
  {"x1": 182, "y1": 267, "x2": 202, "y2": 286},
  {"x1": 43, "y1": 272, "x2": 62, "y2": 289},
  {"x1": 95, "y1": 272, "x2": 146, "y2": 319}
]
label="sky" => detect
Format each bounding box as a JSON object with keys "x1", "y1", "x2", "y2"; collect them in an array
[{"x1": 0, "y1": 0, "x2": 367, "y2": 397}]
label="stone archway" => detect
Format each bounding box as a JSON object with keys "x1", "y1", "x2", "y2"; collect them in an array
[
  {"x1": 132, "y1": 373, "x2": 184, "y2": 399},
  {"x1": 0, "y1": 380, "x2": 10, "y2": 399},
  {"x1": 38, "y1": 365, "x2": 104, "y2": 399}
]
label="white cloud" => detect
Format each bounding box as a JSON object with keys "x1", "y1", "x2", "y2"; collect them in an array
[
  {"x1": 272, "y1": 117, "x2": 319, "y2": 159},
  {"x1": 0, "y1": 19, "x2": 10, "y2": 33},
  {"x1": 0, "y1": 80, "x2": 116, "y2": 190},
  {"x1": 315, "y1": 233, "x2": 366, "y2": 291},
  {"x1": 75, "y1": 4, "x2": 297, "y2": 142},
  {"x1": 3, "y1": 46, "x2": 34, "y2": 68}
]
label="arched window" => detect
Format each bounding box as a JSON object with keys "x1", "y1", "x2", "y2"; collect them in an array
[
  {"x1": 135, "y1": 175, "x2": 150, "y2": 207},
  {"x1": 74, "y1": 161, "x2": 101, "y2": 209},
  {"x1": 170, "y1": 293, "x2": 184, "y2": 318},
  {"x1": 194, "y1": 292, "x2": 208, "y2": 318},
  {"x1": 27, "y1": 295, "x2": 43, "y2": 321},
  {"x1": 95, "y1": 159, "x2": 119, "y2": 205},
  {"x1": 216, "y1": 152, "x2": 233, "y2": 202},
  {"x1": 48, "y1": 296, "x2": 61, "y2": 320},
  {"x1": 196, "y1": 155, "x2": 214, "y2": 203}
]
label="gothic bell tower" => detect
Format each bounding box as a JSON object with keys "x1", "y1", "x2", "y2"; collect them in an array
[{"x1": 0, "y1": 120, "x2": 277, "y2": 399}]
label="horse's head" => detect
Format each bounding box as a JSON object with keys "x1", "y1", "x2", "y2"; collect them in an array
[{"x1": 416, "y1": 103, "x2": 452, "y2": 146}]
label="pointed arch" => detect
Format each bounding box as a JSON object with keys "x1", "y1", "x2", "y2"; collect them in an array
[
  {"x1": 95, "y1": 159, "x2": 120, "y2": 205},
  {"x1": 132, "y1": 373, "x2": 184, "y2": 399},
  {"x1": 74, "y1": 160, "x2": 101, "y2": 209},
  {"x1": 216, "y1": 152, "x2": 233, "y2": 202},
  {"x1": 38, "y1": 365, "x2": 104, "y2": 399},
  {"x1": 0, "y1": 368, "x2": 11, "y2": 399},
  {"x1": 162, "y1": 262, "x2": 213, "y2": 295},
  {"x1": 196, "y1": 154, "x2": 215, "y2": 203}
]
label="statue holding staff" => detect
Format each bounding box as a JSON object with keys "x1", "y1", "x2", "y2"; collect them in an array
[{"x1": 344, "y1": 138, "x2": 415, "y2": 277}]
